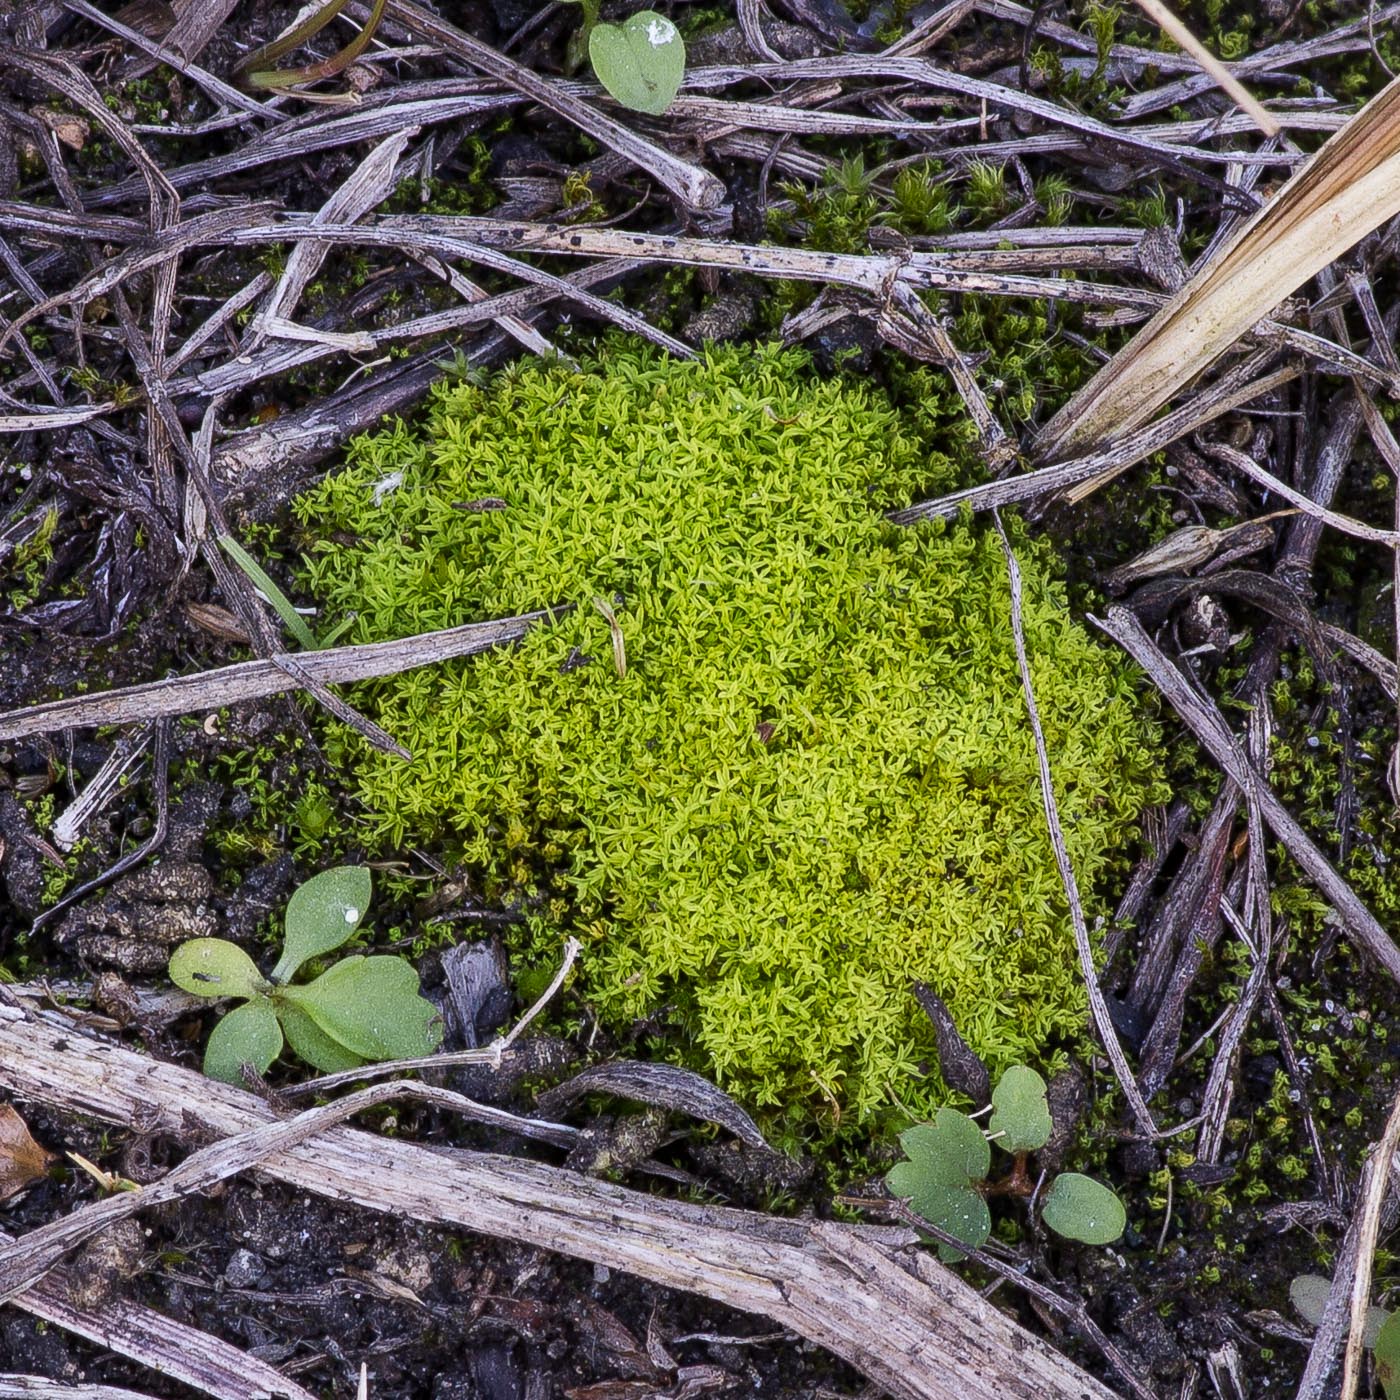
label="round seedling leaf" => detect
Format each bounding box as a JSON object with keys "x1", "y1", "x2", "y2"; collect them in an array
[
  {"x1": 1290, "y1": 1274, "x2": 1333, "y2": 1329},
  {"x1": 283, "y1": 955, "x2": 442, "y2": 1061},
  {"x1": 1041, "y1": 1172, "x2": 1126, "y2": 1245},
  {"x1": 588, "y1": 11, "x2": 684, "y2": 116},
  {"x1": 1369, "y1": 1307, "x2": 1394, "y2": 1351},
  {"x1": 278, "y1": 1000, "x2": 368, "y2": 1075},
  {"x1": 988, "y1": 1064, "x2": 1052, "y2": 1153},
  {"x1": 887, "y1": 1107, "x2": 992, "y2": 1259},
  {"x1": 1289, "y1": 1274, "x2": 1390, "y2": 1347},
  {"x1": 1377, "y1": 1311, "x2": 1400, "y2": 1397},
  {"x1": 272, "y1": 865, "x2": 372, "y2": 983},
  {"x1": 887, "y1": 1174, "x2": 991, "y2": 1261},
  {"x1": 170, "y1": 938, "x2": 266, "y2": 1000},
  {"x1": 204, "y1": 999, "x2": 283, "y2": 1085}
]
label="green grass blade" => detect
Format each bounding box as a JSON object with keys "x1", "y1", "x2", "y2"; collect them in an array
[{"x1": 218, "y1": 533, "x2": 322, "y2": 651}]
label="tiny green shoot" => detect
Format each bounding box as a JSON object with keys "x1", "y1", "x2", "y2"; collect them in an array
[
  {"x1": 233, "y1": 0, "x2": 387, "y2": 96},
  {"x1": 217, "y1": 534, "x2": 352, "y2": 651},
  {"x1": 170, "y1": 866, "x2": 441, "y2": 1084}
]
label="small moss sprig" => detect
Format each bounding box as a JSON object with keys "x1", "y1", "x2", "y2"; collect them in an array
[
  {"x1": 169, "y1": 867, "x2": 441, "y2": 1084},
  {"x1": 886, "y1": 1065, "x2": 1125, "y2": 1257}
]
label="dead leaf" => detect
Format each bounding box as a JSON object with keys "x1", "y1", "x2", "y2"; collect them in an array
[
  {"x1": 564, "y1": 1385, "x2": 657, "y2": 1400},
  {"x1": 30, "y1": 108, "x2": 90, "y2": 152},
  {"x1": 184, "y1": 601, "x2": 251, "y2": 643},
  {"x1": 0, "y1": 1102, "x2": 54, "y2": 1201}
]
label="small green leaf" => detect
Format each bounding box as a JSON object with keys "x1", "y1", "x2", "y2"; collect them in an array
[
  {"x1": 278, "y1": 1000, "x2": 368, "y2": 1075},
  {"x1": 204, "y1": 999, "x2": 283, "y2": 1084},
  {"x1": 218, "y1": 533, "x2": 323, "y2": 651},
  {"x1": 588, "y1": 11, "x2": 684, "y2": 116},
  {"x1": 282, "y1": 955, "x2": 442, "y2": 1061},
  {"x1": 1290, "y1": 1274, "x2": 1332, "y2": 1329},
  {"x1": 886, "y1": 1108, "x2": 992, "y2": 1260},
  {"x1": 1372, "y1": 1304, "x2": 1400, "y2": 1394},
  {"x1": 170, "y1": 939, "x2": 266, "y2": 1000},
  {"x1": 989, "y1": 1064, "x2": 1052, "y2": 1153},
  {"x1": 1041, "y1": 1172, "x2": 1126, "y2": 1245},
  {"x1": 1375, "y1": 1311, "x2": 1400, "y2": 1396},
  {"x1": 272, "y1": 865, "x2": 372, "y2": 983},
  {"x1": 886, "y1": 1172, "x2": 991, "y2": 1261},
  {"x1": 1289, "y1": 1273, "x2": 1390, "y2": 1347},
  {"x1": 898, "y1": 1109, "x2": 992, "y2": 1184}
]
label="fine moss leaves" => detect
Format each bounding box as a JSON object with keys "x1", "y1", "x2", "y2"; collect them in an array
[
  {"x1": 169, "y1": 867, "x2": 440, "y2": 1084},
  {"x1": 296, "y1": 343, "x2": 1166, "y2": 1117}
]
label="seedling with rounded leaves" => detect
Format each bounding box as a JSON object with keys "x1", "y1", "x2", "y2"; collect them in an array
[
  {"x1": 1291, "y1": 1273, "x2": 1400, "y2": 1396},
  {"x1": 887, "y1": 1111, "x2": 992, "y2": 1261},
  {"x1": 1379, "y1": 1314, "x2": 1400, "y2": 1399},
  {"x1": 588, "y1": 12, "x2": 685, "y2": 116},
  {"x1": 170, "y1": 867, "x2": 440, "y2": 1084},
  {"x1": 558, "y1": 0, "x2": 685, "y2": 115},
  {"x1": 989, "y1": 1063, "x2": 1053, "y2": 1153},
  {"x1": 1040, "y1": 1173, "x2": 1125, "y2": 1246},
  {"x1": 886, "y1": 1064, "x2": 1125, "y2": 1253}
]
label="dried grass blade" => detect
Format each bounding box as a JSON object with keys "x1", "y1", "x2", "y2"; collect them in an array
[
  {"x1": 234, "y1": 0, "x2": 385, "y2": 92},
  {"x1": 1094, "y1": 607, "x2": 1400, "y2": 983},
  {"x1": 251, "y1": 127, "x2": 414, "y2": 349},
  {"x1": 1127, "y1": 0, "x2": 1279, "y2": 136},
  {"x1": 1036, "y1": 76, "x2": 1400, "y2": 467},
  {"x1": 377, "y1": 0, "x2": 725, "y2": 209},
  {"x1": 0, "y1": 610, "x2": 557, "y2": 742},
  {"x1": 2, "y1": 1227, "x2": 321, "y2": 1400}
]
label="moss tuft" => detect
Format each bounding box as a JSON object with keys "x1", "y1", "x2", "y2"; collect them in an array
[{"x1": 295, "y1": 343, "x2": 1165, "y2": 1117}]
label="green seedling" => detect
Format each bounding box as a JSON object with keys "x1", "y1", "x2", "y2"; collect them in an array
[
  {"x1": 887, "y1": 1064, "x2": 1126, "y2": 1259},
  {"x1": 588, "y1": 11, "x2": 685, "y2": 115},
  {"x1": 561, "y1": 0, "x2": 685, "y2": 115},
  {"x1": 169, "y1": 866, "x2": 441, "y2": 1084},
  {"x1": 218, "y1": 534, "x2": 353, "y2": 651},
  {"x1": 1291, "y1": 1273, "x2": 1400, "y2": 1397}
]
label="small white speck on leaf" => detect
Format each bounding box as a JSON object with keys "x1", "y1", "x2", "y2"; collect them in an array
[
  {"x1": 344, "y1": 907, "x2": 360, "y2": 923},
  {"x1": 645, "y1": 17, "x2": 675, "y2": 45},
  {"x1": 372, "y1": 472, "x2": 404, "y2": 505}
]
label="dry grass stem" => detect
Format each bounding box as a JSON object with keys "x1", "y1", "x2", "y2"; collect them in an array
[
  {"x1": 0, "y1": 611, "x2": 556, "y2": 741},
  {"x1": 1128, "y1": 0, "x2": 1280, "y2": 136},
  {"x1": 0, "y1": 1005, "x2": 1119, "y2": 1400},
  {"x1": 1037, "y1": 76, "x2": 1400, "y2": 469},
  {"x1": 993, "y1": 513, "x2": 1157, "y2": 1135}
]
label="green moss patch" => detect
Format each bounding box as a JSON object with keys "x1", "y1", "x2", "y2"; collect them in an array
[{"x1": 295, "y1": 343, "x2": 1164, "y2": 1118}]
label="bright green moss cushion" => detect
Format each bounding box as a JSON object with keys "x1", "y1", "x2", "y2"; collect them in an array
[{"x1": 296, "y1": 343, "x2": 1164, "y2": 1118}]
